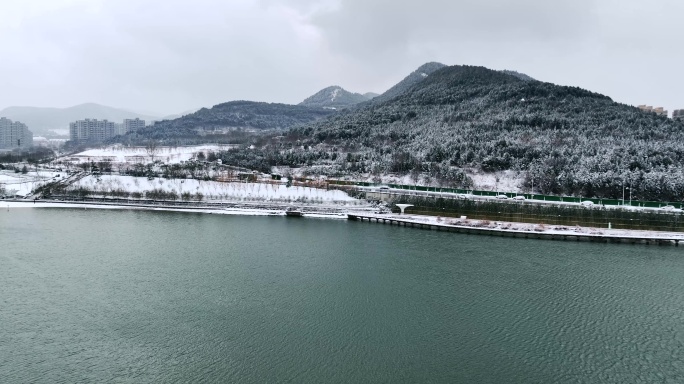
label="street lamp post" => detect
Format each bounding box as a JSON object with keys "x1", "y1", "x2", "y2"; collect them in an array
[{"x1": 531, "y1": 178, "x2": 534, "y2": 196}]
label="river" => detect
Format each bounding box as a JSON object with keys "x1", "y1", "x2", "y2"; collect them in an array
[{"x1": 1, "y1": 208, "x2": 684, "y2": 383}]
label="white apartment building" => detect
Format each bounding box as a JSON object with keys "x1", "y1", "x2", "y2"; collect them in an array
[
  {"x1": 123, "y1": 118, "x2": 146, "y2": 133},
  {"x1": 69, "y1": 119, "x2": 118, "y2": 143},
  {"x1": 637, "y1": 105, "x2": 668, "y2": 117},
  {"x1": 673, "y1": 109, "x2": 684, "y2": 121},
  {"x1": 0, "y1": 117, "x2": 34, "y2": 150}
]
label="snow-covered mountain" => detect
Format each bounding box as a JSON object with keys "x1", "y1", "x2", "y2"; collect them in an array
[
  {"x1": 265, "y1": 64, "x2": 684, "y2": 201},
  {"x1": 299, "y1": 86, "x2": 371, "y2": 109}
]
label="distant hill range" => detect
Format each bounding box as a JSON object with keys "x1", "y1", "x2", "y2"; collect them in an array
[
  {"x1": 119, "y1": 63, "x2": 446, "y2": 142},
  {"x1": 121, "y1": 62, "x2": 534, "y2": 144},
  {"x1": 133, "y1": 100, "x2": 336, "y2": 141},
  {"x1": 299, "y1": 86, "x2": 375, "y2": 109},
  {"x1": 0, "y1": 103, "x2": 158, "y2": 135},
  {"x1": 159, "y1": 109, "x2": 200, "y2": 121}
]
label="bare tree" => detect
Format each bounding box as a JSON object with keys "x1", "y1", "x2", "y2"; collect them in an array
[{"x1": 145, "y1": 141, "x2": 160, "y2": 163}]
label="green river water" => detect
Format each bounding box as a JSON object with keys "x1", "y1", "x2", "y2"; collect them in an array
[{"x1": 1, "y1": 208, "x2": 684, "y2": 383}]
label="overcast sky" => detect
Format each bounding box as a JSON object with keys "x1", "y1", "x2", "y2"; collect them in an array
[{"x1": 1, "y1": 0, "x2": 682, "y2": 116}]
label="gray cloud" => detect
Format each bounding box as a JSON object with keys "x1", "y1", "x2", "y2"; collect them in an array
[
  {"x1": 0, "y1": 0, "x2": 682, "y2": 116},
  {"x1": 303, "y1": 0, "x2": 684, "y2": 114}
]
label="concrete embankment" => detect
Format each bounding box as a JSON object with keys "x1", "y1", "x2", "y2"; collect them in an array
[
  {"x1": 348, "y1": 213, "x2": 684, "y2": 247},
  {"x1": 2, "y1": 199, "x2": 380, "y2": 218}
]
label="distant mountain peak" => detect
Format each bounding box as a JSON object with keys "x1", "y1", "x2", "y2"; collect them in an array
[
  {"x1": 371, "y1": 62, "x2": 447, "y2": 104},
  {"x1": 500, "y1": 70, "x2": 537, "y2": 82},
  {"x1": 73, "y1": 102, "x2": 105, "y2": 107},
  {"x1": 299, "y1": 86, "x2": 371, "y2": 109}
]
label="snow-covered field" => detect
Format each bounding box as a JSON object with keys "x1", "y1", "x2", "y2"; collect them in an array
[
  {"x1": 63, "y1": 144, "x2": 236, "y2": 164},
  {"x1": 63, "y1": 145, "x2": 527, "y2": 194},
  {"x1": 469, "y1": 170, "x2": 523, "y2": 193},
  {"x1": 68, "y1": 175, "x2": 358, "y2": 203},
  {"x1": 0, "y1": 170, "x2": 62, "y2": 197},
  {"x1": 336, "y1": 169, "x2": 525, "y2": 193}
]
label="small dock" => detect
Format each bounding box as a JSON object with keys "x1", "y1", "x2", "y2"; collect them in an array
[{"x1": 347, "y1": 214, "x2": 682, "y2": 246}]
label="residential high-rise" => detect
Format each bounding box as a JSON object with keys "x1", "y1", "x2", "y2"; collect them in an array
[
  {"x1": 673, "y1": 109, "x2": 684, "y2": 121},
  {"x1": 123, "y1": 118, "x2": 145, "y2": 133},
  {"x1": 69, "y1": 119, "x2": 118, "y2": 143},
  {"x1": 0, "y1": 117, "x2": 33, "y2": 150},
  {"x1": 637, "y1": 105, "x2": 668, "y2": 117}
]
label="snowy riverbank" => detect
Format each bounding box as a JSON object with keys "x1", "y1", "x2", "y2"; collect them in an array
[
  {"x1": 350, "y1": 213, "x2": 684, "y2": 244},
  {"x1": 68, "y1": 175, "x2": 357, "y2": 204},
  {"x1": 0, "y1": 200, "x2": 363, "y2": 219},
  {"x1": 5, "y1": 200, "x2": 684, "y2": 245}
]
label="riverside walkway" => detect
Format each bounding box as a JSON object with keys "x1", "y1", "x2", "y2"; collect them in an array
[{"x1": 347, "y1": 214, "x2": 683, "y2": 246}]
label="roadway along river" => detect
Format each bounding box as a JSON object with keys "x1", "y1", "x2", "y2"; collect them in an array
[{"x1": 2, "y1": 208, "x2": 684, "y2": 383}]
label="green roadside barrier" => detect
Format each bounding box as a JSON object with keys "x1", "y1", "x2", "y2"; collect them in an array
[{"x1": 327, "y1": 179, "x2": 683, "y2": 208}]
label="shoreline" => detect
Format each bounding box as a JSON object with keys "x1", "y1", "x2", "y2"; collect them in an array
[
  {"x1": 349, "y1": 213, "x2": 684, "y2": 246},
  {"x1": 0, "y1": 200, "x2": 355, "y2": 219},
  {"x1": 5, "y1": 200, "x2": 684, "y2": 245}
]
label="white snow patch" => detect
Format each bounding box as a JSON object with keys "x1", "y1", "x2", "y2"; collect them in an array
[
  {"x1": 469, "y1": 171, "x2": 524, "y2": 193},
  {"x1": 333, "y1": 170, "x2": 524, "y2": 194},
  {"x1": 330, "y1": 88, "x2": 340, "y2": 102},
  {"x1": 62, "y1": 144, "x2": 237, "y2": 165},
  {"x1": 1, "y1": 169, "x2": 62, "y2": 197}
]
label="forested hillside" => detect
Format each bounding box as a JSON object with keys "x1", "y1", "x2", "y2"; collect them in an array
[
  {"x1": 218, "y1": 65, "x2": 684, "y2": 201},
  {"x1": 369, "y1": 62, "x2": 446, "y2": 104},
  {"x1": 500, "y1": 70, "x2": 536, "y2": 82},
  {"x1": 126, "y1": 100, "x2": 335, "y2": 141}
]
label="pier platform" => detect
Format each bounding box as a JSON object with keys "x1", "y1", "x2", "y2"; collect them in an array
[{"x1": 347, "y1": 214, "x2": 682, "y2": 246}]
